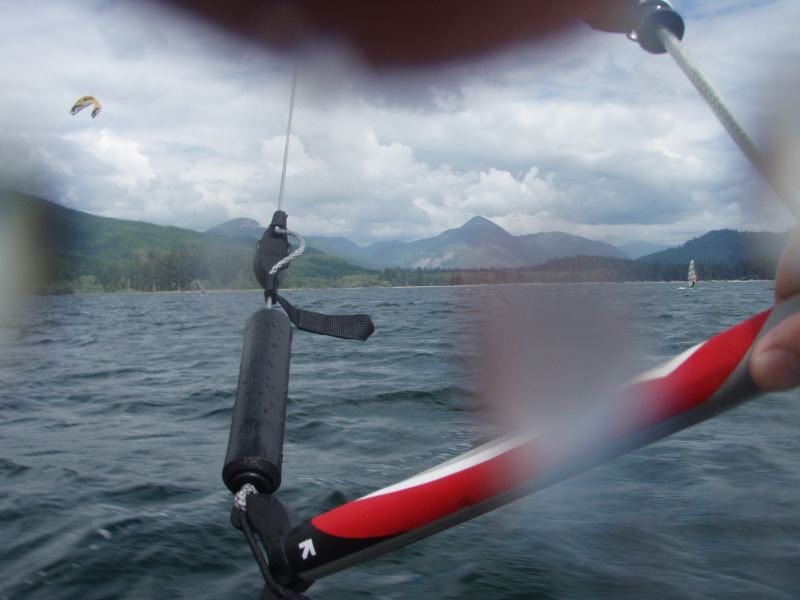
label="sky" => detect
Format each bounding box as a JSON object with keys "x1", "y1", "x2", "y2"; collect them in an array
[{"x1": 0, "y1": 0, "x2": 799, "y2": 247}]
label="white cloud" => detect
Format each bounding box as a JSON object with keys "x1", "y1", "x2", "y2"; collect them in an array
[
  {"x1": 0, "y1": 0, "x2": 797, "y2": 245},
  {"x1": 64, "y1": 129, "x2": 154, "y2": 189},
  {"x1": 462, "y1": 167, "x2": 558, "y2": 217}
]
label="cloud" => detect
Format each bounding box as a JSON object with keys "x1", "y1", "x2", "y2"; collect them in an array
[
  {"x1": 462, "y1": 167, "x2": 558, "y2": 217},
  {"x1": 64, "y1": 129, "x2": 155, "y2": 189},
  {"x1": 0, "y1": 0, "x2": 797, "y2": 246}
]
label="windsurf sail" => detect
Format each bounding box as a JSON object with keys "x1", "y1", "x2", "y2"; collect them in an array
[
  {"x1": 688, "y1": 259, "x2": 698, "y2": 287},
  {"x1": 192, "y1": 279, "x2": 208, "y2": 294}
]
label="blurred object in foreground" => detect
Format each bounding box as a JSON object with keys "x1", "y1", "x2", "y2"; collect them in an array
[
  {"x1": 764, "y1": 76, "x2": 800, "y2": 222},
  {"x1": 471, "y1": 284, "x2": 645, "y2": 447},
  {"x1": 161, "y1": 0, "x2": 621, "y2": 67},
  {"x1": 0, "y1": 191, "x2": 60, "y2": 301},
  {"x1": 764, "y1": 73, "x2": 800, "y2": 302}
]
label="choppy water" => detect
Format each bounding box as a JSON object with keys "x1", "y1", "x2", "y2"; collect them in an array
[{"x1": 2, "y1": 282, "x2": 799, "y2": 600}]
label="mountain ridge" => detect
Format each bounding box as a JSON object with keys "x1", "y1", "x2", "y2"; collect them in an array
[
  {"x1": 206, "y1": 217, "x2": 263, "y2": 240},
  {"x1": 637, "y1": 229, "x2": 789, "y2": 266},
  {"x1": 618, "y1": 240, "x2": 670, "y2": 259},
  {"x1": 6, "y1": 194, "x2": 786, "y2": 294},
  {"x1": 207, "y1": 215, "x2": 789, "y2": 271},
  {"x1": 209, "y1": 215, "x2": 667, "y2": 269}
]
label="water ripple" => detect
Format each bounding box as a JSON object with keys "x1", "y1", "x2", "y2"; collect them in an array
[{"x1": 2, "y1": 283, "x2": 797, "y2": 600}]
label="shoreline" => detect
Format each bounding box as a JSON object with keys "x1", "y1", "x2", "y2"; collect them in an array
[{"x1": 16, "y1": 278, "x2": 775, "y2": 297}]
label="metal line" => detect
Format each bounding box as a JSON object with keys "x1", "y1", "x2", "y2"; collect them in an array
[{"x1": 277, "y1": 65, "x2": 298, "y2": 212}]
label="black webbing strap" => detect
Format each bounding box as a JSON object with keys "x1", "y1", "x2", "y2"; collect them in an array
[{"x1": 275, "y1": 294, "x2": 374, "y2": 341}]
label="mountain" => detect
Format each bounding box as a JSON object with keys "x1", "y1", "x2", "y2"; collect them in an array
[
  {"x1": 316, "y1": 218, "x2": 631, "y2": 269},
  {"x1": 618, "y1": 240, "x2": 671, "y2": 259},
  {"x1": 306, "y1": 235, "x2": 382, "y2": 269},
  {"x1": 206, "y1": 217, "x2": 264, "y2": 239},
  {"x1": 2, "y1": 193, "x2": 375, "y2": 293},
  {"x1": 358, "y1": 218, "x2": 635, "y2": 268},
  {"x1": 205, "y1": 214, "x2": 787, "y2": 274},
  {"x1": 638, "y1": 229, "x2": 788, "y2": 266},
  {"x1": 519, "y1": 231, "x2": 625, "y2": 264},
  {"x1": 2, "y1": 191, "x2": 247, "y2": 261},
  {"x1": 208, "y1": 215, "x2": 636, "y2": 269},
  {"x1": 204, "y1": 220, "x2": 387, "y2": 268},
  {"x1": 366, "y1": 216, "x2": 531, "y2": 269},
  {"x1": 7, "y1": 194, "x2": 784, "y2": 293}
]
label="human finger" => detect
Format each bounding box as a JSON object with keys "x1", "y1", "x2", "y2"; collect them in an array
[{"x1": 161, "y1": 0, "x2": 626, "y2": 67}]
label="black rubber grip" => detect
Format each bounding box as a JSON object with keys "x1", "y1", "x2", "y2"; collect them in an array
[{"x1": 223, "y1": 309, "x2": 293, "y2": 494}]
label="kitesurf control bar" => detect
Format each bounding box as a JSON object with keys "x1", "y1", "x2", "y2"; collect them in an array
[{"x1": 242, "y1": 296, "x2": 800, "y2": 589}]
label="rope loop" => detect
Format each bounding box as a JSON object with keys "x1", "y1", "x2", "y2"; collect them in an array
[
  {"x1": 269, "y1": 228, "x2": 306, "y2": 276},
  {"x1": 234, "y1": 483, "x2": 259, "y2": 511}
]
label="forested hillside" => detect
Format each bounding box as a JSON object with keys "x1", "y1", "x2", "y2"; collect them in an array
[{"x1": 1, "y1": 193, "x2": 376, "y2": 293}]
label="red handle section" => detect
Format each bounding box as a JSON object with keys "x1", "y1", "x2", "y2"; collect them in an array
[
  {"x1": 287, "y1": 299, "x2": 800, "y2": 582},
  {"x1": 627, "y1": 308, "x2": 770, "y2": 430},
  {"x1": 312, "y1": 308, "x2": 775, "y2": 540}
]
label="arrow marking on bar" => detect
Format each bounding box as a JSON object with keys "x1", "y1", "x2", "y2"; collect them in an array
[{"x1": 299, "y1": 539, "x2": 316, "y2": 560}]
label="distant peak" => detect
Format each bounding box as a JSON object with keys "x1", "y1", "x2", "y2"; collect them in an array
[
  {"x1": 206, "y1": 217, "x2": 264, "y2": 239},
  {"x1": 213, "y1": 217, "x2": 261, "y2": 229},
  {"x1": 459, "y1": 216, "x2": 506, "y2": 232}
]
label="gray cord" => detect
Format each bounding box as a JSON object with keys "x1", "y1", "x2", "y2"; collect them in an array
[
  {"x1": 269, "y1": 228, "x2": 306, "y2": 276},
  {"x1": 657, "y1": 27, "x2": 800, "y2": 220}
]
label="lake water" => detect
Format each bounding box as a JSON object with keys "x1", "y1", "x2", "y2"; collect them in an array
[{"x1": 2, "y1": 282, "x2": 800, "y2": 600}]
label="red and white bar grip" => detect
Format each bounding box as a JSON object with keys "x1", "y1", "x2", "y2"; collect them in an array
[{"x1": 281, "y1": 295, "x2": 800, "y2": 583}]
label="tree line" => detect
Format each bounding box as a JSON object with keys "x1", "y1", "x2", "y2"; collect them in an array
[
  {"x1": 40, "y1": 248, "x2": 778, "y2": 294},
  {"x1": 377, "y1": 255, "x2": 777, "y2": 287}
]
